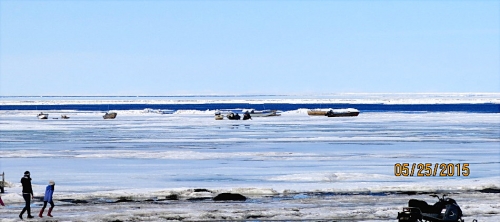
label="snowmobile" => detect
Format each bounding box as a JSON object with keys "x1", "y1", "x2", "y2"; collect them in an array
[{"x1": 397, "y1": 194, "x2": 465, "y2": 222}]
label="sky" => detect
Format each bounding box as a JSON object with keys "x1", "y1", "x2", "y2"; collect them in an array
[{"x1": 0, "y1": 1, "x2": 499, "y2": 96}]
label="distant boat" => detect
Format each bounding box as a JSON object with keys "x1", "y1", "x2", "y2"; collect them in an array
[
  {"x1": 325, "y1": 108, "x2": 360, "y2": 117},
  {"x1": 103, "y1": 112, "x2": 117, "y2": 119},
  {"x1": 157, "y1": 109, "x2": 175, "y2": 114},
  {"x1": 143, "y1": 108, "x2": 175, "y2": 114},
  {"x1": 307, "y1": 109, "x2": 329, "y2": 116},
  {"x1": 61, "y1": 115, "x2": 70, "y2": 119},
  {"x1": 37, "y1": 112, "x2": 49, "y2": 119},
  {"x1": 308, "y1": 108, "x2": 360, "y2": 117},
  {"x1": 214, "y1": 111, "x2": 224, "y2": 120},
  {"x1": 243, "y1": 109, "x2": 281, "y2": 117}
]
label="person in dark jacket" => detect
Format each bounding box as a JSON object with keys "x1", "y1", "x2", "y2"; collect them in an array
[
  {"x1": 243, "y1": 111, "x2": 252, "y2": 120},
  {"x1": 19, "y1": 171, "x2": 34, "y2": 219},
  {"x1": 38, "y1": 180, "x2": 55, "y2": 218}
]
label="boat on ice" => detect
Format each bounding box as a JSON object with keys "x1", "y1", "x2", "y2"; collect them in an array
[
  {"x1": 307, "y1": 108, "x2": 360, "y2": 117},
  {"x1": 103, "y1": 112, "x2": 117, "y2": 119},
  {"x1": 242, "y1": 109, "x2": 281, "y2": 117},
  {"x1": 37, "y1": 112, "x2": 49, "y2": 119},
  {"x1": 214, "y1": 111, "x2": 224, "y2": 120},
  {"x1": 325, "y1": 108, "x2": 360, "y2": 117},
  {"x1": 61, "y1": 115, "x2": 70, "y2": 119},
  {"x1": 142, "y1": 108, "x2": 175, "y2": 114}
]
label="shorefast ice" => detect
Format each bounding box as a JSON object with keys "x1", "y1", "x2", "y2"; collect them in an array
[
  {"x1": 0, "y1": 108, "x2": 499, "y2": 221},
  {"x1": 1, "y1": 93, "x2": 500, "y2": 105}
]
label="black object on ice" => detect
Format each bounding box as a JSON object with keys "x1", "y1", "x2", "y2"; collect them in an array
[
  {"x1": 226, "y1": 112, "x2": 241, "y2": 120},
  {"x1": 243, "y1": 111, "x2": 252, "y2": 120},
  {"x1": 213, "y1": 193, "x2": 247, "y2": 201},
  {"x1": 397, "y1": 194, "x2": 464, "y2": 222}
]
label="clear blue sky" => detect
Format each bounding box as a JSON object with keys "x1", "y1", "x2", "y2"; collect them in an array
[{"x1": 1, "y1": 1, "x2": 498, "y2": 96}]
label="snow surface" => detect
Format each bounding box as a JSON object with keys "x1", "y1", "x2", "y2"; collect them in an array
[
  {"x1": 1, "y1": 191, "x2": 498, "y2": 221},
  {"x1": 0, "y1": 99, "x2": 499, "y2": 221}
]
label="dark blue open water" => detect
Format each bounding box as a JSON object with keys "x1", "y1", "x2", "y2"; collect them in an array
[{"x1": 1, "y1": 103, "x2": 498, "y2": 113}]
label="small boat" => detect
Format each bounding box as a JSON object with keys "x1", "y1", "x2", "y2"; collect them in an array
[
  {"x1": 158, "y1": 109, "x2": 175, "y2": 114},
  {"x1": 103, "y1": 112, "x2": 117, "y2": 119},
  {"x1": 243, "y1": 109, "x2": 281, "y2": 117},
  {"x1": 61, "y1": 115, "x2": 70, "y2": 119},
  {"x1": 307, "y1": 108, "x2": 360, "y2": 117},
  {"x1": 214, "y1": 111, "x2": 224, "y2": 120},
  {"x1": 307, "y1": 109, "x2": 329, "y2": 116},
  {"x1": 142, "y1": 108, "x2": 175, "y2": 114},
  {"x1": 325, "y1": 108, "x2": 359, "y2": 117},
  {"x1": 37, "y1": 112, "x2": 49, "y2": 119}
]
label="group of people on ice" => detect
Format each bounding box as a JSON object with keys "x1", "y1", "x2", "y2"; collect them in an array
[
  {"x1": 226, "y1": 111, "x2": 252, "y2": 120},
  {"x1": 0, "y1": 171, "x2": 56, "y2": 220}
]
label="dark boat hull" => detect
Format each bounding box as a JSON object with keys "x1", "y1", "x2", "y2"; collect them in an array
[
  {"x1": 37, "y1": 113, "x2": 49, "y2": 119},
  {"x1": 326, "y1": 112, "x2": 360, "y2": 117}
]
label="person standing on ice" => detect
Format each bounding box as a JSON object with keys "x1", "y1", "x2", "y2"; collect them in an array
[
  {"x1": 19, "y1": 171, "x2": 34, "y2": 219},
  {"x1": 39, "y1": 180, "x2": 55, "y2": 218}
]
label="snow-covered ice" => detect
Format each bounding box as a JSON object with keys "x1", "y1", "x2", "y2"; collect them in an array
[
  {"x1": 0, "y1": 97, "x2": 499, "y2": 221},
  {"x1": 1, "y1": 93, "x2": 499, "y2": 105}
]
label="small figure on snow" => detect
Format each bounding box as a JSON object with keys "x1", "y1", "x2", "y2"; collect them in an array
[{"x1": 39, "y1": 180, "x2": 55, "y2": 218}]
